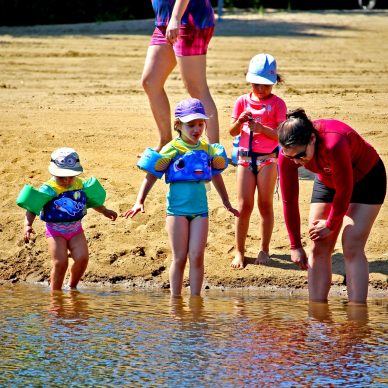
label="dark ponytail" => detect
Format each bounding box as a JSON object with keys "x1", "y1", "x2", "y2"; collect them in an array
[{"x1": 278, "y1": 108, "x2": 316, "y2": 148}]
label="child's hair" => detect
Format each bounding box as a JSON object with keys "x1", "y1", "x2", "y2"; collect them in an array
[
  {"x1": 278, "y1": 108, "x2": 317, "y2": 147},
  {"x1": 174, "y1": 118, "x2": 182, "y2": 135}
]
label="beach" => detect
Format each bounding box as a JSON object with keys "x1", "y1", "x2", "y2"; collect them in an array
[{"x1": 0, "y1": 10, "x2": 387, "y2": 295}]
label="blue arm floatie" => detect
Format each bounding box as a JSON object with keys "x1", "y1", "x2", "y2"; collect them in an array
[
  {"x1": 137, "y1": 147, "x2": 171, "y2": 179},
  {"x1": 210, "y1": 143, "x2": 228, "y2": 176}
]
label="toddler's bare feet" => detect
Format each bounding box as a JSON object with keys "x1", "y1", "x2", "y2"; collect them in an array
[
  {"x1": 230, "y1": 254, "x2": 245, "y2": 270},
  {"x1": 255, "y1": 250, "x2": 270, "y2": 265}
]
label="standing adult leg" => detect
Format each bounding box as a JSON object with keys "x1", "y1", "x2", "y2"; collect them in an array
[
  {"x1": 308, "y1": 203, "x2": 342, "y2": 302},
  {"x1": 342, "y1": 203, "x2": 382, "y2": 304},
  {"x1": 188, "y1": 217, "x2": 209, "y2": 296},
  {"x1": 255, "y1": 162, "x2": 278, "y2": 264},
  {"x1": 177, "y1": 55, "x2": 219, "y2": 143},
  {"x1": 141, "y1": 44, "x2": 177, "y2": 150},
  {"x1": 166, "y1": 215, "x2": 190, "y2": 296},
  {"x1": 231, "y1": 166, "x2": 256, "y2": 269}
]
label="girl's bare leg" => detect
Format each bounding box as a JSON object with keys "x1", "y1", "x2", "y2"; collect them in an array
[
  {"x1": 188, "y1": 217, "x2": 209, "y2": 295},
  {"x1": 231, "y1": 166, "x2": 256, "y2": 269},
  {"x1": 177, "y1": 55, "x2": 219, "y2": 143},
  {"x1": 68, "y1": 232, "x2": 89, "y2": 289},
  {"x1": 166, "y1": 216, "x2": 190, "y2": 297},
  {"x1": 47, "y1": 236, "x2": 69, "y2": 291},
  {"x1": 255, "y1": 162, "x2": 278, "y2": 264},
  {"x1": 141, "y1": 44, "x2": 177, "y2": 150}
]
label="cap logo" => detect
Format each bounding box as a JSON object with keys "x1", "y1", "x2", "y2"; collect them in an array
[{"x1": 51, "y1": 154, "x2": 79, "y2": 168}]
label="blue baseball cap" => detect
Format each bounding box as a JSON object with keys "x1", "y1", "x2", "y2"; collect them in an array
[
  {"x1": 175, "y1": 98, "x2": 209, "y2": 123},
  {"x1": 246, "y1": 53, "x2": 277, "y2": 85}
]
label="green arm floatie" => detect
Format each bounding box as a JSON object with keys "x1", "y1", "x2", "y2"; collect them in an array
[
  {"x1": 16, "y1": 185, "x2": 54, "y2": 215},
  {"x1": 83, "y1": 177, "x2": 106, "y2": 208}
]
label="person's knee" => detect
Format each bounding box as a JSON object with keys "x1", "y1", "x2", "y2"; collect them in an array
[
  {"x1": 189, "y1": 253, "x2": 204, "y2": 270},
  {"x1": 239, "y1": 200, "x2": 254, "y2": 215},
  {"x1": 342, "y1": 240, "x2": 364, "y2": 262},
  {"x1": 258, "y1": 201, "x2": 274, "y2": 218},
  {"x1": 52, "y1": 257, "x2": 68, "y2": 272},
  {"x1": 172, "y1": 255, "x2": 187, "y2": 270},
  {"x1": 342, "y1": 231, "x2": 366, "y2": 261}
]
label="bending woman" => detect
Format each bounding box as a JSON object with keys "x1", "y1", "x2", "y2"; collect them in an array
[
  {"x1": 142, "y1": 0, "x2": 219, "y2": 150},
  {"x1": 278, "y1": 108, "x2": 386, "y2": 304}
]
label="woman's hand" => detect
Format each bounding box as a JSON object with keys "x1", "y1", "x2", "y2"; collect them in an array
[
  {"x1": 309, "y1": 220, "x2": 332, "y2": 241},
  {"x1": 166, "y1": 17, "x2": 180, "y2": 44},
  {"x1": 291, "y1": 247, "x2": 308, "y2": 270},
  {"x1": 122, "y1": 203, "x2": 144, "y2": 219}
]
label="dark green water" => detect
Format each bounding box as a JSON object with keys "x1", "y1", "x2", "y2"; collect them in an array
[{"x1": 1, "y1": 284, "x2": 387, "y2": 387}]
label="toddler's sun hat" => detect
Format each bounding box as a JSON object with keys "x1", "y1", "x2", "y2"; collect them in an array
[
  {"x1": 49, "y1": 147, "x2": 83, "y2": 177},
  {"x1": 175, "y1": 98, "x2": 209, "y2": 123},
  {"x1": 246, "y1": 53, "x2": 277, "y2": 85}
]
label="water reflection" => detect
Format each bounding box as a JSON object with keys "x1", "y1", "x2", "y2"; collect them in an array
[
  {"x1": 0, "y1": 285, "x2": 386, "y2": 387},
  {"x1": 48, "y1": 290, "x2": 91, "y2": 322}
]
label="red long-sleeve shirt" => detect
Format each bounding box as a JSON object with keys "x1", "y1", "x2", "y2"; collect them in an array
[{"x1": 279, "y1": 119, "x2": 379, "y2": 249}]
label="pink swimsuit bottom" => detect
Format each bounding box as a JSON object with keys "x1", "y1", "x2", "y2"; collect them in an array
[{"x1": 45, "y1": 221, "x2": 83, "y2": 241}]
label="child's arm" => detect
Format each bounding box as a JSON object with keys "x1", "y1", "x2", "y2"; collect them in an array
[
  {"x1": 122, "y1": 173, "x2": 158, "y2": 219},
  {"x1": 249, "y1": 121, "x2": 278, "y2": 140},
  {"x1": 24, "y1": 210, "x2": 36, "y2": 243},
  {"x1": 211, "y1": 175, "x2": 240, "y2": 217},
  {"x1": 229, "y1": 111, "x2": 252, "y2": 137},
  {"x1": 93, "y1": 206, "x2": 117, "y2": 221}
]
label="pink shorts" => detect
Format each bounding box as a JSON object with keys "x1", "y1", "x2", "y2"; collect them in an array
[
  {"x1": 150, "y1": 26, "x2": 214, "y2": 57},
  {"x1": 45, "y1": 221, "x2": 83, "y2": 241}
]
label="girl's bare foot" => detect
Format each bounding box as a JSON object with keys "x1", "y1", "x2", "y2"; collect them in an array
[
  {"x1": 231, "y1": 253, "x2": 245, "y2": 270},
  {"x1": 255, "y1": 250, "x2": 270, "y2": 265}
]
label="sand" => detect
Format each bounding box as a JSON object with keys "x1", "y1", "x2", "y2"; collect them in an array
[{"x1": 0, "y1": 10, "x2": 387, "y2": 296}]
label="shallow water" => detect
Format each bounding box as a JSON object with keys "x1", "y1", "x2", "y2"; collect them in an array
[{"x1": 1, "y1": 284, "x2": 387, "y2": 387}]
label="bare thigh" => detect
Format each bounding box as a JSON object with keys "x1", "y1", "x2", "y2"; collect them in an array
[{"x1": 142, "y1": 44, "x2": 177, "y2": 87}]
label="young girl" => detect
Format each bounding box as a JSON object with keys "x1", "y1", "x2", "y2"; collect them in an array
[
  {"x1": 17, "y1": 147, "x2": 117, "y2": 291},
  {"x1": 123, "y1": 98, "x2": 239, "y2": 296},
  {"x1": 229, "y1": 53, "x2": 287, "y2": 269}
]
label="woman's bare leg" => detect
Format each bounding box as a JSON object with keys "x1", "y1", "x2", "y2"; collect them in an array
[
  {"x1": 342, "y1": 203, "x2": 382, "y2": 304},
  {"x1": 308, "y1": 203, "x2": 341, "y2": 302},
  {"x1": 177, "y1": 55, "x2": 219, "y2": 143},
  {"x1": 141, "y1": 44, "x2": 177, "y2": 150}
]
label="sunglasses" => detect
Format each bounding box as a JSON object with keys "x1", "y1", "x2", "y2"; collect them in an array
[{"x1": 282, "y1": 147, "x2": 307, "y2": 160}]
